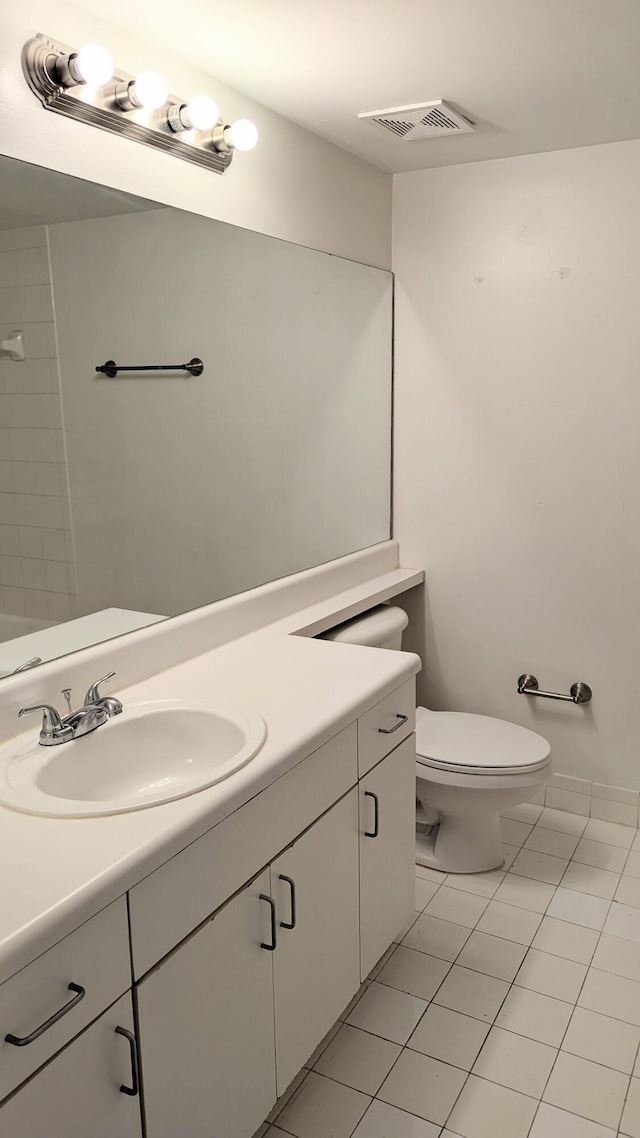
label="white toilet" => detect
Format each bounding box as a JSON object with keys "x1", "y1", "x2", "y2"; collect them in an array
[{"x1": 320, "y1": 605, "x2": 552, "y2": 873}]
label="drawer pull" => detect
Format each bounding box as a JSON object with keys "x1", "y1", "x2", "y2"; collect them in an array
[
  {"x1": 279, "y1": 875, "x2": 297, "y2": 930},
  {"x1": 259, "y1": 893, "x2": 277, "y2": 951},
  {"x1": 378, "y1": 713, "x2": 408, "y2": 735},
  {"x1": 5, "y1": 982, "x2": 85, "y2": 1047},
  {"x1": 115, "y1": 1026, "x2": 139, "y2": 1097},
  {"x1": 364, "y1": 791, "x2": 380, "y2": 838}
]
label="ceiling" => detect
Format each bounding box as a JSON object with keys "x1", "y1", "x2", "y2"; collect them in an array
[
  {"x1": 0, "y1": 156, "x2": 161, "y2": 230},
  {"x1": 73, "y1": 0, "x2": 640, "y2": 174}
]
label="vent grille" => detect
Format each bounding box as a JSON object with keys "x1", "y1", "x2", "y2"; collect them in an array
[{"x1": 357, "y1": 100, "x2": 474, "y2": 142}]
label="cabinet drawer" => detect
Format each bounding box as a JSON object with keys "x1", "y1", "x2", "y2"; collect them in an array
[
  {"x1": 129, "y1": 723, "x2": 358, "y2": 978},
  {"x1": 358, "y1": 678, "x2": 415, "y2": 776},
  {"x1": 0, "y1": 897, "x2": 130, "y2": 1104}
]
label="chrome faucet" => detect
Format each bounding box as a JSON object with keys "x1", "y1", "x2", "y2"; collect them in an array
[{"x1": 19, "y1": 671, "x2": 123, "y2": 746}]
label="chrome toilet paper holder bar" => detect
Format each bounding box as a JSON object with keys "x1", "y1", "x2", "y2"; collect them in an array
[{"x1": 517, "y1": 674, "x2": 592, "y2": 704}]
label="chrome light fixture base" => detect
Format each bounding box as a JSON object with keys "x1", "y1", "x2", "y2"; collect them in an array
[{"x1": 22, "y1": 34, "x2": 234, "y2": 175}]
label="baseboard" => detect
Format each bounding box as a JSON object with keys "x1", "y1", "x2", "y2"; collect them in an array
[{"x1": 531, "y1": 772, "x2": 640, "y2": 828}]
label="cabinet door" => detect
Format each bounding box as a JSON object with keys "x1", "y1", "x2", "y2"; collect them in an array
[
  {"x1": 360, "y1": 735, "x2": 416, "y2": 979},
  {"x1": 0, "y1": 993, "x2": 142, "y2": 1138},
  {"x1": 272, "y1": 790, "x2": 360, "y2": 1093},
  {"x1": 136, "y1": 868, "x2": 276, "y2": 1138}
]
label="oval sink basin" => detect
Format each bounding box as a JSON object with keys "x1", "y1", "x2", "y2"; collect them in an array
[{"x1": 0, "y1": 699, "x2": 267, "y2": 817}]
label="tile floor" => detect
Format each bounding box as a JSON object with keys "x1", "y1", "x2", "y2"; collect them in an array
[{"x1": 258, "y1": 803, "x2": 640, "y2": 1138}]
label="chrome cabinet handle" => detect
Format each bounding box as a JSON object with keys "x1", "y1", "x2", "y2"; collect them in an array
[
  {"x1": 279, "y1": 875, "x2": 297, "y2": 930},
  {"x1": 378, "y1": 713, "x2": 408, "y2": 735},
  {"x1": 115, "y1": 1026, "x2": 139, "y2": 1097},
  {"x1": 5, "y1": 983, "x2": 85, "y2": 1046},
  {"x1": 364, "y1": 791, "x2": 380, "y2": 838},
  {"x1": 259, "y1": 894, "x2": 277, "y2": 951}
]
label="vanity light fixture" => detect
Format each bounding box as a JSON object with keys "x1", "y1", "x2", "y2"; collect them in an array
[
  {"x1": 114, "y1": 71, "x2": 169, "y2": 112},
  {"x1": 22, "y1": 34, "x2": 258, "y2": 175}
]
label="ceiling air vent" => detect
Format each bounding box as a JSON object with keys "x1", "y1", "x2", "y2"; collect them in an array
[{"x1": 357, "y1": 100, "x2": 474, "y2": 141}]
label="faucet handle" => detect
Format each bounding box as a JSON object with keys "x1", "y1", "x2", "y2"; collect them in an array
[
  {"x1": 84, "y1": 671, "x2": 116, "y2": 705},
  {"x1": 18, "y1": 704, "x2": 74, "y2": 745}
]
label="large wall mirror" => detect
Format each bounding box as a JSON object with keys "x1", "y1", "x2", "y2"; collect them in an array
[{"x1": 0, "y1": 156, "x2": 393, "y2": 679}]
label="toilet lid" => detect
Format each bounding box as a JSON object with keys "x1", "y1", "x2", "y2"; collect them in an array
[{"x1": 415, "y1": 706, "x2": 551, "y2": 774}]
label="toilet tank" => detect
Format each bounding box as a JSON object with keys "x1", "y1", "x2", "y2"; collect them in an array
[{"x1": 318, "y1": 605, "x2": 409, "y2": 651}]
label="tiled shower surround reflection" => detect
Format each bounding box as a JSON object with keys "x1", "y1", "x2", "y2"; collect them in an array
[{"x1": 0, "y1": 224, "x2": 77, "y2": 627}]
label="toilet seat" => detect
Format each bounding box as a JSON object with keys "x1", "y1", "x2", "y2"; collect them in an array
[{"x1": 415, "y1": 706, "x2": 551, "y2": 776}]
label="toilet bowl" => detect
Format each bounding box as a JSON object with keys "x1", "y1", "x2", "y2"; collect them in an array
[{"x1": 319, "y1": 605, "x2": 552, "y2": 874}]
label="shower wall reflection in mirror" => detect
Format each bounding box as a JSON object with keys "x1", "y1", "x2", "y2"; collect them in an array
[{"x1": 0, "y1": 156, "x2": 392, "y2": 679}]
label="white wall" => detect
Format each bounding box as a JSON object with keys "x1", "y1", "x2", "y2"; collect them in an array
[
  {"x1": 0, "y1": 0, "x2": 391, "y2": 269},
  {"x1": 49, "y1": 208, "x2": 392, "y2": 618},
  {"x1": 393, "y1": 139, "x2": 640, "y2": 790}
]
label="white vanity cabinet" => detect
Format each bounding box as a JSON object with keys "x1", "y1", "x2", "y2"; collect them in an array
[
  {"x1": 271, "y1": 789, "x2": 360, "y2": 1093},
  {"x1": 359, "y1": 734, "x2": 416, "y2": 978},
  {"x1": 0, "y1": 993, "x2": 141, "y2": 1138},
  {"x1": 137, "y1": 869, "x2": 277, "y2": 1138}
]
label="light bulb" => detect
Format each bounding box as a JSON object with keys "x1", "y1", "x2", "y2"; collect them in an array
[
  {"x1": 130, "y1": 71, "x2": 168, "y2": 110},
  {"x1": 227, "y1": 118, "x2": 259, "y2": 151},
  {"x1": 184, "y1": 95, "x2": 219, "y2": 131},
  {"x1": 67, "y1": 43, "x2": 114, "y2": 86}
]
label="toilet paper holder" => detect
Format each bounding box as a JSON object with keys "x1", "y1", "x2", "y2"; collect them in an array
[{"x1": 517, "y1": 674, "x2": 592, "y2": 704}]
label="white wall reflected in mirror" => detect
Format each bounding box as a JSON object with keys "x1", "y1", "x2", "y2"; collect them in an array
[{"x1": 0, "y1": 156, "x2": 392, "y2": 677}]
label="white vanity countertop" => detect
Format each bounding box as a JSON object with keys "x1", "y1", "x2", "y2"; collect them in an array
[{"x1": 0, "y1": 626, "x2": 420, "y2": 985}]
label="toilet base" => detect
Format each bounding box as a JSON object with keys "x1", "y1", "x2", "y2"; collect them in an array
[{"x1": 415, "y1": 811, "x2": 504, "y2": 874}]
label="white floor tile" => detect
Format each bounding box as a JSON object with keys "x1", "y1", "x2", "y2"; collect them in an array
[
  {"x1": 377, "y1": 946, "x2": 451, "y2": 1001},
  {"x1": 313, "y1": 1025, "x2": 401, "y2": 1096},
  {"x1": 543, "y1": 1051, "x2": 629, "y2": 1129},
  {"x1": 633, "y1": 832, "x2": 640, "y2": 852},
  {"x1": 423, "y1": 887, "x2": 488, "y2": 929},
  {"x1": 501, "y1": 802, "x2": 544, "y2": 824},
  {"x1": 546, "y1": 887, "x2": 610, "y2": 931},
  {"x1": 456, "y1": 930, "x2": 527, "y2": 981},
  {"x1": 560, "y1": 862, "x2": 620, "y2": 900},
  {"x1": 393, "y1": 911, "x2": 421, "y2": 944},
  {"x1": 476, "y1": 899, "x2": 543, "y2": 945},
  {"x1": 493, "y1": 873, "x2": 556, "y2": 914},
  {"x1": 529, "y1": 1101, "x2": 617, "y2": 1136},
  {"x1": 472, "y1": 1024, "x2": 557, "y2": 1096},
  {"x1": 500, "y1": 818, "x2": 534, "y2": 847},
  {"x1": 562, "y1": 1006, "x2": 640, "y2": 1074},
  {"x1": 447, "y1": 1073, "x2": 538, "y2": 1138},
  {"x1": 583, "y1": 818, "x2": 635, "y2": 849},
  {"x1": 267, "y1": 1069, "x2": 309, "y2": 1122},
  {"x1": 415, "y1": 878, "x2": 440, "y2": 910},
  {"x1": 367, "y1": 944, "x2": 398, "y2": 983},
  {"x1": 591, "y1": 932, "x2": 640, "y2": 982},
  {"x1": 538, "y1": 808, "x2": 589, "y2": 836},
  {"x1": 515, "y1": 947, "x2": 587, "y2": 1002},
  {"x1": 346, "y1": 982, "x2": 427, "y2": 1045},
  {"x1": 531, "y1": 915, "x2": 599, "y2": 964},
  {"x1": 496, "y1": 985, "x2": 573, "y2": 1046},
  {"x1": 616, "y1": 876, "x2": 640, "y2": 909},
  {"x1": 525, "y1": 827, "x2": 580, "y2": 859},
  {"x1": 408, "y1": 1003, "x2": 490, "y2": 1070},
  {"x1": 603, "y1": 901, "x2": 640, "y2": 943},
  {"x1": 625, "y1": 851, "x2": 640, "y2": 879},
  {"x1": 444, "y1": 869, "x2": 505, "y2": 899},
  {"x1": 401, "y1": 914, "x2": 471, "y2": 962},
  {"x1": 306, "y1": 1023, "x2": 342, "y2": 1068},
  {"x1": 620, "y1": 1076, "x2": 640, "y2": 1137},
  {"x1": 351, "y1": 1099, "x2": 442, "y2": 1138},
  {"x1": 433, "y1": 964, "x2": 510, "y2": 1022},
  {"x1": 416, "y1": 865, "x2": 449, "y2": 884},
  {"x1": 512, "y1": 848, "x2": 569, "y2": 886},
  {"x1": 572, "y1": 838, "x2": 629, "y2": 873},
  {"x1": 377, "y1": 1048, "x2": 467, "y2": 1126},
  {"x1": 340, "y1": 983, "x2": 370, "y2": 1021},
  {"x1": 578, "y1": 967, "x2": 640, "y2": 1027},
  {"x1": 502, "y1": 843, "x2": 519, "y2": 870},
  {"x1": 275, "y1": 1071, "x2": 371, "y2": 1138}
]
